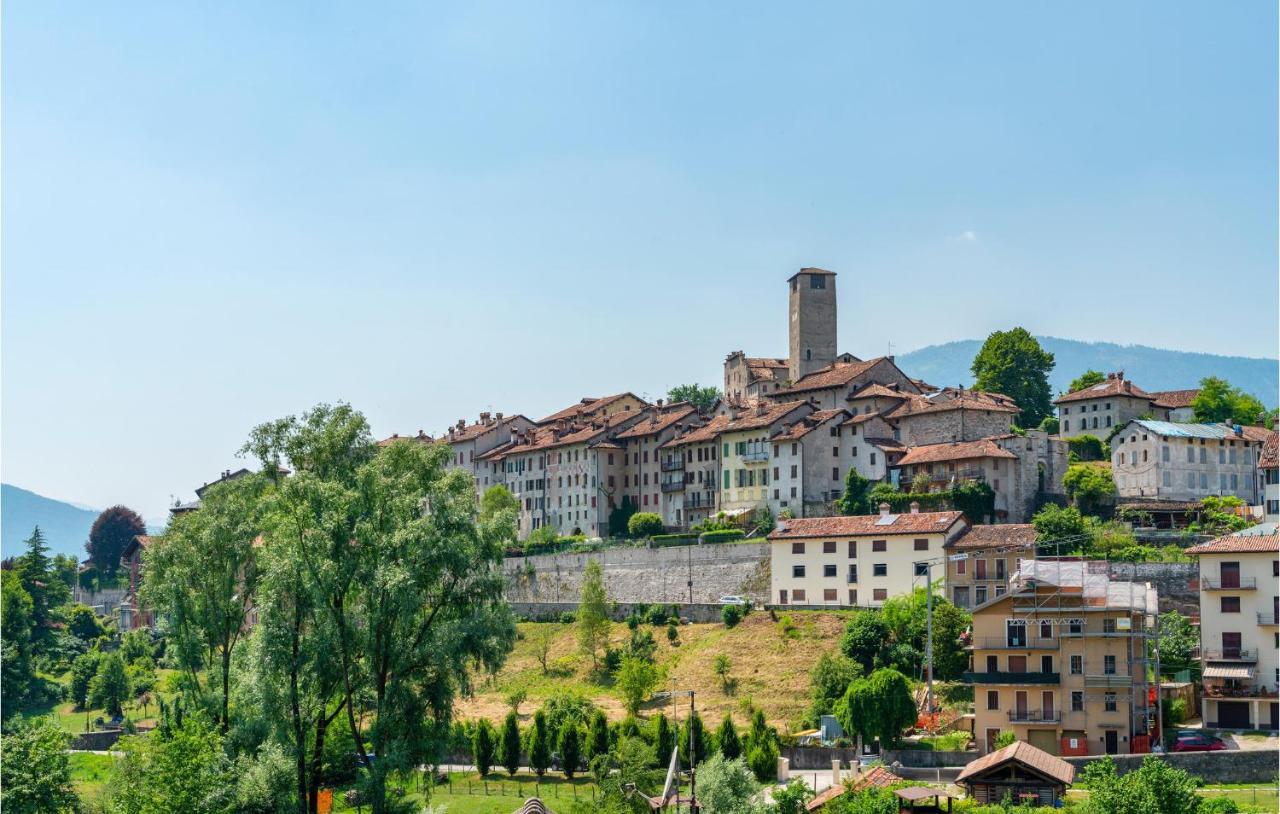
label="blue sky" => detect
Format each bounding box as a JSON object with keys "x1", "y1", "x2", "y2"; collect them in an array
[{"x1": 3, "y1": 2, "x2": 1276, "y2": 520}]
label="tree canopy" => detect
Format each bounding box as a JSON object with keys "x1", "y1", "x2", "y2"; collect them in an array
[
  {"x1": 1067, "y1": 370, "x2": 1106, "y2": 394},
  {"x1": 834, "y1": 668, "x2": 916, "y2": 750},
  {"x1": 837, "y1": 469, "x2": 873, "y2": 516},
  {"x1": 666, "y1": 384, "x2": 721, "y2": 412},
  {"x1": 87, "y1": 505, "x2": 147, "y2": 576},
  {"x1": 970, "y1": 327, "x2": 1055, "y2": 428},
  {"x1": 1192, "y1": 376, "x2": 1266, "y2": 427},
  {"x1": 577, "y1": 559, "x2": 610, "y2": 669},
  {"x1": 0, "y1": 716, "x2": 77, "y2": 814},
  {"x1": 1063, "y1": 463, "x2": 1116, "y2": 516}
]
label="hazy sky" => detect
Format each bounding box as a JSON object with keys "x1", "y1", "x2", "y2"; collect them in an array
[{"x1": 3, "y1": 2, "x2": 1277, "y2": 519}]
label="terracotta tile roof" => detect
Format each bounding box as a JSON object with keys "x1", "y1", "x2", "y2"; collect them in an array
[
  {"x1": 884, "y1": 389, "x2": 1018, "y2": 419},
  {"x1": 746, "y1": 357, "x2": 789, "y2": 383},
  {"x1": 846, "y1": 382, "x2": 912, "y2": 401},
  {"x1": 956, "y1": 741, "x2": 1075, "y2": 786},
  {"x1": 806, "y1": 766, "x2": 902, "y2": 811},
  {"x1": 1186, "y1": 532, "x2": 1280, "y2": 555},
  {"x1": 721, "y1": 400, "x2": 811, "y2": 433},
  {"x1": 1149, "y1": 389, "x2": 1200, "y2": 409},
  {"x1": 768, "y1": 510, "x2": 966, "y2": 539},
  {"x1": 379, "y1": 430, "x2": 435, "y2": 447},
  {"x1": 537, "y1": 393, "x2": 646, "y2": 425},
  {"x1": 441, "y1": 414, "x2": 527, "y2": 444},
  {"x1": 893, "y1": 439, "x2": 1017, "y2": 466},
  {"x1": 771, "y1": 409, "x2": 850, "y2": 441},
  {"x1": 1240, "y1": 425, "x2": 1272, "y2": 443},
  {"x1": 867, "y1": 437, "x2": 906, "y2": 452},
  {"x1": 1259, "y1": 431, "x2": 1279, "y2": 469},
  {"x1": 1055, "y1": 376, "x2": 1152, "y2": 405},
  {"x1": 949, "y1": 524, "x2": 1037, "y2": 550},
  {"x1": 493, "y1": 416, "x2": 637, "y2": 458},
  {"x1": 661, "y1": 414, "x2": 731, "y2": 448},
  {"x1": 910, "y1": 378, "x2": 939, "y2": 393},
  {"x1": 475, "y1": 441, "x2": 516, "y2": 462},
  {"x1": 614, "y1": 405, "x2": 698, "y2": 439},
  {"x1": 779, "y1": 357, "x2": 898, "y2": 395}
]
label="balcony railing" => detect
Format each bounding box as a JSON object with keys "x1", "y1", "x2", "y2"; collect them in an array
[
  {"x1": 661, "y1": 480, "x2": 684, "y2": 493},
  {"x1": 1258, "y1": 612, "x2": 1279, "y2": 625},
  {"x1": 740, "y1": 449, "x2": 769, "y2": 463},
  {"x1": 661, "y1": 458, "x2": 684, "y2": 472},
  {"x1": 1007, "y1": 709, "x2": 1060, "y2": 724},
  {"x1": 1084, "y1": 674, "x2": 1133, "y2": 688},
  {"x1": 1202, "y1": 649, "x2": 1258, "y2": 662},
  {"x1": 684, "y1": 494, "x2": 714, "y2": 509},
  {"x1": 969, "y1": 637, "x2": 1060, "y2": 650},
  {"x1": 971, "y1": 574, "x2": 1010, "y2": 583},
  {"x1": 1201, "y1": 577, "x2": 1257, "y2": 591},
  {"x1": 922, "y1": 467, "x2": 986, "y2": 482},
  {"x1": 961, "y1": 671, "x2": 1059, "y2": 685}
]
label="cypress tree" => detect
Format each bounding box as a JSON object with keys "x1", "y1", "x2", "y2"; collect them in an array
[
  {"x1": 652, "y1": 712, "x2": 674, "y2": 768},
  {"x1": 528, "y1": 710, "x2": 551, "y2": 777},
  {"x1": 559, "y1": 721, "x2": 581, "y2": 779},
  {"x1": 716, "y1": 714, "x2": 741, "y2": 760},
  {"x1": 588, "y1": 709, "x2": 609, "y2": 763},
  {"x1": 472, "y1": 719, "x2": 495, "y2": 777},
  {"x1": 501, "y1": 711, "x2": 521, "y2": 776}
]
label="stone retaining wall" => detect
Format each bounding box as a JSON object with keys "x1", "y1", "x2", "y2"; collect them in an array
[
  {"x1": 782, "y1": 746, "x2": 978, "y2": 770},
  {"x1": 511, "y1": 601, "x2": 736, "y2": 625},
  {"x1": 1064, "y1": 749, "x2": 1280, "y2": 784},
  {"x1": 69, "y1": 729, "x2": 124, "y2": 750},
  {"x1": 1105, "y1": 562, "x2": 1199, "y2": 616}
]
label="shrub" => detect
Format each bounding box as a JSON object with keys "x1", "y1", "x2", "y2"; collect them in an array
[
  {"x1": 700, "y1": 529, "x2": 746, "y2": 544},
  {"x1": 1066, "y1": 434, "x2": 1107, "y2": 462},
  {"x1": 993, "y1": 731, "x2": 1017, "y2": 749},
  {"x1": 666, "y1": 621, "x2": 679, "y2": 644},
  {"x1": 721, "y1": 604, "x2": 743, "y2": 628},
  {"x1": 651, "y1": 533, "x2": 698, "y2": 547},
  {"x1": 628, "y1": 512, "x2": 664, "y2": 538},
  {"x1": 645, "y1": 605, "x2": 673, "y2": 626},
  {"x1": 1161, "y1": 698, "x2": 1187, "y2": 728},
  {"x1": 1202, "y1": 797, "x2": 1241, "y2": 814}
]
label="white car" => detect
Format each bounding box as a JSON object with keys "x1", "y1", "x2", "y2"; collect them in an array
[{"x1": 718, "y1": 595, "x2": 747, "y2": 606}]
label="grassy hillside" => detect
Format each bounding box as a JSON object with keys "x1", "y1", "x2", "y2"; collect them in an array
[{"x1": 455, "y1": 610, "x2": 850, "y2": 732}]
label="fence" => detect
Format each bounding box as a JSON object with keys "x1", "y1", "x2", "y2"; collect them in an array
[{"x1": 424, "y1": 778, "x2": 597, "y2": 804}]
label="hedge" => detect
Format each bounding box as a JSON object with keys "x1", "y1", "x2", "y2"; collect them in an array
[
  {"x1": 651, "y1": 533, "x2": 699, "y2": 547},
  {"x1": 699, "y1": 529, "x2": 746, "y2": 544}
]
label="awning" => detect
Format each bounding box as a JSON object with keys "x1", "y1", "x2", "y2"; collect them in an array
[{"x1": 1204, "y1": 664, "x2": 1255, "y2": 680}]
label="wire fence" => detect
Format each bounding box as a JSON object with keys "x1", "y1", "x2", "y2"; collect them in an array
[{"x1": 1196, "y1": 786, "x2": 1279, "y2": 811}]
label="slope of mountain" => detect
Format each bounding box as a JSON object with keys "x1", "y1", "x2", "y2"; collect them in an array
[
  {"x1": 1, "y1": 484, "x2": 98, "y2": 560},
  {"x1": 897, "y1": 337, "x2": 1277, "y2": 407}
]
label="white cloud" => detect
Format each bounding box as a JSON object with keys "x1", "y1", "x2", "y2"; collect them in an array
[{"x1": 959, "y1": 230, "x2": 978, "y2": 244}]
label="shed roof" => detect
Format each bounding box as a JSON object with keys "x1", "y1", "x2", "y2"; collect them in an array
[{"x1": 955, "y1": 741, "x2": 1075, "y2": 786}]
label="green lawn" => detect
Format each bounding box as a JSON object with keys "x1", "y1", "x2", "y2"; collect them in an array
[
  {"x1": 330, "y1": 772, "x2": 599, "y2": 814},
  {"x1": 69, "y1": 751, "x2": 115, "y2": 801}
]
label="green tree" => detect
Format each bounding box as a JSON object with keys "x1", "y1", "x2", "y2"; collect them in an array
[
  {"x1": 90, "y1": 651, "x2": 131, "y2": 716},
  {"x1": 69, "y1": 650, "x2": 101, "y2": 709},
  {"x1": 558, "y1": 720, "x2": 582, "y2": 779},
  {"x1": 1192, "y1": 377, "x2": 1266, "y2": 426},
  {"x1": 1067, "y1": 370, "x2": 1106, "y2": 394},
  {"x1": 1064, "y1": 464, "x2": 1116, "y2": 516},
  {"x1": 1153, "y1": 611, "x2": 1199, "y2": 675},
  {"x1": 1038, "y1": 415, "x2": 1060, "y2": 434},
  {"x1": 679, "y1": 710, "x2": 709, "y2": 770},
  {"x1": 109, "y1": 714, "x2": 234, "y2": 814},
  {"x1": 970, "y1": 327, "x2": 1055, "y2": 428},
  {"x1": 588, "y1": 709, "x2": 610, "y2": 764},
  {"x1": 807, "y1": 651, "x2": 863, "y2": 725},
  {"x1": 242, "y1": 403, "x2": 517, "y2": 814},
  {"x1": 0, "y1": 571, "x2": 36, "y2": 713},
  {"x1": 87, "y1": 505, "x2": 147, "y2": 578},
  {"x1": 993, "y1": 730, "x2": 1017, "y2": 749},
  {"x1": 715, "y1": 714, "x2": 741, "y2": 760},
  {"x1": 835, "y1": 668, "x2": 915, "y2": 751},
  {"x1": 839, "y1": 611, "x2": 890, "y2": 673},
  {"x1": 1031, "y1": 503, "x2": 1087, "y2": 545},
  {"x1": 651, "y1": 712, "x2": 674, "y2": 768},
  {"x1": 17, "y1": 527, "x2": 69, "y2": 650},
  {"x1": 0, "y1": 717, "x2": 77, "y2": 814},
  {"x1": 472, "y1": 719, "x2": 496, "y2": 776},
  {"x1": 68, "y1": 603, "x2": 103, "y2": 640},
  {"x1": 501, "y1": 712, "x2": 523, "y2": 776},
  {"x1": 480, "y1": 484, "x2": 519, "y2": 523},
  {"x1": 667, "y1": 384, "x2": 721, "y2": 412},
  {"x1": 577, "y1": 559, "x2": 610, "y2": 670},
  {"x1": 617, "y1": 655, "x2": 657, "y2": 715},
  {"x1": 627, "y1": 512, "x2": 664, "y2": 538},
  {"x1": 837, "y1": 469, "x2": 873, "y2": 516},
  {"x1": 771, "y1": 780, "x2": 814, "y2": 814},
  {"x1": 696, "y1": 754, "x2": 761, "y2": 814},
  {"x1": 879, "y1": 589, "x2": 971, "y2": 680},
  {"x1": 1080, "y1": 754, "x2": 1203, "y2": 814},
  {"x1": 1190, "y1": 496, "x2": 1252, "y2": 535},
  {"x1": 528, "y1": 710, "x2": 552, "y2": 777}
]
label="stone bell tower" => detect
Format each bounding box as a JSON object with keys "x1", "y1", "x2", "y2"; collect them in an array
[{"x1": 788, "y1": 267, "x2": 837, "y2": 383}]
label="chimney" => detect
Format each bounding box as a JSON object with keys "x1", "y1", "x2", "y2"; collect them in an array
[
  {"x1": 417, "y1": 430, "x2": 427, "y2": 440},
  {"x1": 391, "y1": 433, "x2": 399, "y2": 440},
  {"x1": 756, "y1": 402, "x2": 767, "y2": 416},
  {"x1": 657, "y1": 398, "x2": 664, "y2": 408},
  {"x1": 496, "y1": 412, "x2": 504, "y2": 421},
  {"x1": 879, "y1": 502, "x2": 891, "y2": 516},
  {"x1": 456, "y1": 419, "x2": 465, "y2": 430},
  {"x1": 909, "y1": 501, "x2": 920, "y2": 514}
]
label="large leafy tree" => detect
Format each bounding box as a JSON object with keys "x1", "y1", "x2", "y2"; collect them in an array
[
  {"x1": 879, "y1": 589, "x2": 971, "y2": 681},
  {"x1": 667, "y1": 384, "x2": 721, "y2": 412},
  {"x1": 970, "y1": 327, "x2": 1055, "y2": 428},
  {"x1": 807, "y1": 651, "x2": 863, "y2": 725},
  {"x1": 89, "y1": 651, "x2": 131, "y2": 716},
  {"x1": 144, "y1": 473, "x2": 267, "y2": 733},
  {"x1": 0, "y1": 717, "x2": 77, "y2": 814},
  {"x1": 1, "y1": 571, "x2": 36, "y2": 714},
  {"x1": 835, "y1": 668, "x2": 915, "y2": 751},
  {"x1": 242, "y1": 403, "x2": 516, "y2": 814},
  {"x1": 1031, "y1": 504, "x2": 1087, "y2": 546},
  {"x1": 1066, "y1": 370, "x2": 1106, "y2": 394},
  {"x1": 837, "y1": 469, "x2": 873, "y2": 516},
  {"x1": 1192, "y1": 376, "x2": 1266, "y2": 426},
  {"x1": 1152, "y1": 611, "x2": 1198, "y2": 675},
  {"x1": 479, "y1": 484, "x2": 519, "y2": 523},
  {"x1": 110, "y1": 714, "x2": 234, "y2": 814},
  {"x1": 839, "y1": 611, "x2": 890, "y2": 673},
  {"x1": 577, "y1": 558, "x2": 610, "y2": 670},
  {"x1": 1063, "y1": 464, "x2": 1116, "y2": 516},
  {"x1": 87, "y1": 505, "x2": 147, "y2": 577}
]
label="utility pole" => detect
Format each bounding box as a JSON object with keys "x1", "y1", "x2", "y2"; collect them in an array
[
  {"x1": 924, "y1": 560, "x2": 935, "y2": 717},
  {"x1": 689, "y1": 691, "x2": 698, "y2": 812},
  {"x1": 1154, "y1": 614, "x2": 1164, "y2": 748}
]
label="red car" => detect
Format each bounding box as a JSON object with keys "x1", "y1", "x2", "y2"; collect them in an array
[{"x1": 1170, "y1": 732, "x2": 1228, "y2": 752}]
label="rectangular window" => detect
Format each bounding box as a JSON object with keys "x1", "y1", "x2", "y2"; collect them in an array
[
  {"x1": 1221, "y1": 596, "x2": 1241, "y2": 613},
  {"x1": 792, "y1": 589, "x2": 806, "y2": 602},
  {"x1": 872, "y1": 588, "x2": 887, "y2": 601},
  {"x1": 914, "y1": 538, "x2": 928, "y2": 551},
  {"x1": 1103, "y1": 618, "x2": 1116, "y2": 634},
  {"x1": 975, "y1": 586, "x2": 987, "y2": 605},
  {"x1": 792, "y1": 565, "x2": 806, "y2": 578},
  {"x1": 873, "y1": 563, "x2": 887, "y2": 577},
  {"x1": 1104, "y1": 693, "x2": 1117, "y2": 712},
  {"x1": 848, "y1": 540, "x2": 857, "y2": 558},
  {"x1": 1070, "y1": 655, "x2": 1083, "y2": 675},
  {"x1": 823, "y1": 588, "x2": 837, "y2": 602},
  {"x1": 1041, "y1": 655, "x2": 1053, "y2": 673},
  {"x1": 956, "y1": 558, "x2": 966, "y2": 574},
  {"x1": 1071, "y1": 691, "x2": 1084, "y2": 711},
  {"x1": 872, "y1": 540, "x2": 887, "y2": 552},
  {"x1": 823, "y1": 564, "x2": 837, "y2": 578},
  {"x1": 1008, "y1": 656, "x2": 1027, "y2": 673},
  {"x1": 823, "y1": 541, "x2": 837, "y2": 554},
  {"x1": 914, "y1": 563, "x2": 928, "y2": 576},
  {"x1": 1104, "y1": 655, "x2": 1116, "y2": 675},
  {"x1": 791, "y1": 542, "x2": 805, "y2": 554},
  {"x1": 832, "y1": 467, "x2": 839, "y2": 480},
  {"x1": 986, "y1": 691, "x2": 999, "y2": 711}
]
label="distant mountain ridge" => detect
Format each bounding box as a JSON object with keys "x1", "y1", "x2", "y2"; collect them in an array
[
  {"x1": 896, "y1": 337, "x2": 1277, "y2": 407},
  {"x1": 2, "y1": 484, "x2": 98, "y2": 560}
]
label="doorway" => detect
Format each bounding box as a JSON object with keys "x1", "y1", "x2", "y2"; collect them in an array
[{"x1": 1104, "y1": 730, "x2": 1118, "y2": 755}]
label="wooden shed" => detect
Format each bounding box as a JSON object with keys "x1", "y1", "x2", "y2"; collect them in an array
[{"x1": 954, "y1": 741, "x2": 1075, "y2": 807}]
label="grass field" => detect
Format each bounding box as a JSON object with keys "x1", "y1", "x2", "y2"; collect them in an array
[
  {"x1": 68, "y1": 752, "x2": 114, "y2": 802},
  {"x1": 329, "y1": 772, "x2": 599, "y2": 813},
  {"x1": 453, "y1": 610, "x2": 851, "y2": 731}
]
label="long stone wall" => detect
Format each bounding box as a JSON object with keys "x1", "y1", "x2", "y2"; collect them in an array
[
  {"x1": 1105, "y1": 562, "x2": 1199, "y2": 616},
  {"x1": 1064, "y1": 749, "x2": 1279, "y2": 784},
  {"x1": 503, "y1": 542, "x2": 771, "y2": 604}
]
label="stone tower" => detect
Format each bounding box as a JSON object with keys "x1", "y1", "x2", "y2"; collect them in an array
[{"x1": 788, "y1": 267, "x2": 837, "y2": 383}]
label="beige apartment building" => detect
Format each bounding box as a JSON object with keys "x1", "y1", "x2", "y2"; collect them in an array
[
  {"x1": 944, "y1": 524, "x2": 1038, "y2": 610},
  {"x1": 967, "y1": 560, "x2": 1158, "y2": 757},
  {"x1": 766, "y1": 505, "x2": 969, "y2": 607},
  {"x1": 768, "y1": 408, "x2": 850, "y2": 516},
  {"x1": 614, "y1": 402, "x2": 698, "y2": 520},
  {"x1": 658, "y1": 415, "x2": 727, "y2": 528},
  {"x1": 439, "y1": 412, "x2": 536, "y2": 494},
  {"x1": 1186, "y1": 530, "x2": 1279, "y2": 731},
  {"x1": 1111, "y1": 420, "x2": 1265, "y2": 505},
  {"x1": 719, "y1": 399, "x2": 813, "y2": 517}
]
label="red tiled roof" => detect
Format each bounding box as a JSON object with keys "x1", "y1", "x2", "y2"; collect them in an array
[
  {"x1": 768, "y1": 510, "x2": 966, "y2": 539},
  {"x1": 949, "y1": 524, "x2": 1037, "y2": 550},
  {"x1": 846, "y1": 382, "x2": 911, "y2": 401},
  {"x1": 867, "y1": 437, "x2": 906, "y2": 452},
  {"x1": 780, "y1": 357, "x2": 900, "y2": 395},
  {"x1": 894, "y1": 439, "x2": 1017, "y2": 466},
  {"x1": 614, "y1": 405, "x2": 698, "y2": 439},
  {"x1": 537, "y1": 393, "x2": 646, "y2": 424},
  {"x1": 662, "y1": 414, "x2": 731, "y2": 448},
  {"x1": 379, "y1": 430, "x2": 435, "y2": 447},
  {"x1": 956, "y1": 741, "x2": 1075, "y2": 786},
  {"x1": 441, "y1": 414, "x2": 527, "y2": 444},
  {"x1": 1055, "y1": 377, "x2": 1152, "y2": 405},
  {"x1": 1149, "y1": 389, "x2": 1200, "y2": 409},
  {"x1": 746, "y1": 357, "x2": 789, "y2": 383},
  {"x1": 771, "y1": 409, "x2": 850, "y2": 441},
  {"x1": 1186, "y1": 533, "x2": 1280, "y2": 555},
  {"x1": 884, "y1": 389, "x2": 1018, "y2": 419},
  {"x1": 806, "y1": 766, "x2": 902, "y2": 811},
  {"x1": 1259, "y1": 431, "x2": 1279, "y2": 469},
  {"x1": 721, "y1": 400, "x2": 811, "y2": 433},
  {"x1": 1240, "y1": 425, "x2": 1272, "y2": 443}
]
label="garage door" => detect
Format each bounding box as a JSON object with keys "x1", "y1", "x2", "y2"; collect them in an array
[
  {"x1": 1217, "y1": 701, "x2": 1251, "y2": 729},
  {"x1": 1028, "y1": 729, "x2": 1059, "y2": 755}
]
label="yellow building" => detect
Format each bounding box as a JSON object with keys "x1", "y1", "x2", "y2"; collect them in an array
[
  {"x1": 718, "y1": 400, "x2": 811, "y2": 517},
  {"x1": 766, "y1": 504, "x2": 968, "y2": 607},
  {"x1": 966, "y1": 560, "x2": 1158, "y2": 757},
  {"x1": 943, "y1": 524, "x2": 1038, "y2": 610}
]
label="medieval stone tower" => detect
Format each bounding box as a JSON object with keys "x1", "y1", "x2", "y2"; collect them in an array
[{"x1": 788, "y1": 267, "x2": 837, "y2": 383}]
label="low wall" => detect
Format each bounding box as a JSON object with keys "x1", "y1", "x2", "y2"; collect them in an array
[
  {"x1": 1064, "y1": 749, "x2": 1280, "y2": 784},
  {"x1": 511, "y1": 601, "x2": 734, "y2": 624},
  {"x1": 782, "y1": 746, "x2": 978, "y2": 770},
  {"x1": 70, "y1": 729, "x2": 124, "y2": 750},
  {"x1": 504, "y1": 542, "x2": 770, "y2": 605}
]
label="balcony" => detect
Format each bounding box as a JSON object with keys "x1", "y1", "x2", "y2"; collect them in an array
[
  {"x1": 971, "y1": 573, "x2": 1010, "y2": 583},
  {"x1": 684, "y1": 494, "x2": 714, "y2": 509},
  {"x1": 1202, "y1": 649, "x2": 1258, "y2": 662},
  {"x1": 661, "y1": 480, "x2": 684, "y2": 493},
  {"x1": 1007, "y1": 709, "x2": 1060, "y2": 724},
  {"x1": 740, "y1": 449, "x2": 769, "y2": 463},
  {"x1": 1201, "y1": 577, "x2": 1257, "y2": 591},
  {"x1": 921, "y1": 467, "x2": 986, "y2": 483},
  {"x1": 961, "y1": 671, "x2": 1059, "y2": 685},
  {"x1": 969, "y1": 637, "x2": 1059, "y2": 650},
  {"x1": 1258, "y1": 612, "x2": 1279, "y2": 625},
  {"x1": 661, "y1": 458, "x2": 684, "y2": 472},
  {"x1": 1084, "y1": 674, "x2": 1133, "y2": 688}
]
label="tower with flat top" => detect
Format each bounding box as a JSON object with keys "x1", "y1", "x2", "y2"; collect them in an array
[{"x1": 788, "y1": 267, "x2": 837, "y2": 383}]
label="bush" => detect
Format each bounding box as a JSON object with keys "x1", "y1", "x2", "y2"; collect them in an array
[
  {"x1": 992, "y1": 731, "x2": 1017, "y2": 749},
  {"x1": 721, "y1": 604, "x2": 743, "y2": 628},
  {"x1": 651, "y1": 533, "x2": 699, "y2": 547},
  {"x1": 700, "y1": 529, "x2": 745, "y2": 544},
  {"x1": 628, "y1": 513, "x2": 664, "y2": 538},
  {"x1": 645, "y1": 605, "x2": 673, "y2": 626},
  {"x1": 1161, "y1": 698, "x2": 1187, "y2": 728},
  {"x1": 1066, "y1": 434, "x2": 1107, "y2": 462},
  {"x1": 666, "y1": 621, "x2": 679, "y2": 643},
  {"x1": 1202, "y1": 797, "x2": 1241, "y2": 814}
]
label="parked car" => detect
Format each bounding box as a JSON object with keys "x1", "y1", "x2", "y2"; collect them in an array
[
  {"x1": 1170, "y1": 732, "x2": 1228, "y2": 752},
  {"x1": 718, "y1": 595, "x2": 747, "y2": 605}
]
